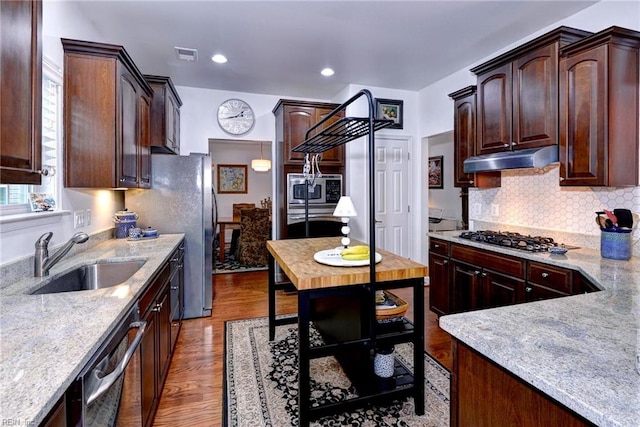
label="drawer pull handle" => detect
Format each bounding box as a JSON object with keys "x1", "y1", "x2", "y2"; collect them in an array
[
  {"x1": 474, "y1": 270, "x2": 481, "y2": 276},
  {"x1": 541, "y1": 272, "x2": 549, "y2": 278},
  {"x1": 443, "y1": 260, "x2": 448, "y2": 265},
  {"x1": 434, "y1": 244, "x2": 440, "y2": 248},
  {"x1": 481, "y1": 273, "x2": 487, "y2": 277},
  {"x1": 525, "y1": 286, "x2": 532, "y2": 293}
]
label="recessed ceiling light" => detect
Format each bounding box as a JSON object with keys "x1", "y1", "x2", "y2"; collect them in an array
[
  {"x1": 321, "y1": 68, "x2": 335, "y2": 77},
  {"x1": 211, "y1": 54, "x2": 228, "y2": 64}
]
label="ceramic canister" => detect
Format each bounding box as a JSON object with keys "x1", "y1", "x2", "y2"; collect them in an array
[{"x1": 114, "y1": 210, "x2": 138, "y2": 239}]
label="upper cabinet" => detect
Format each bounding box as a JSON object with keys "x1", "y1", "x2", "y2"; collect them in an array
[
  {"x1": 448, "y1": 86, "x2": 500, "y2": 188},
  {"x1": 0, "y1": 0, "x2": 42, "y2": 185},
  {"x1": 273, "y1": 99, "x2": 345, "y2": 167},
  {"x1": 471, "y1": 27, "x2": 592, "y2": 156},
  {"x1": 144, "y1": 75, "x2": 182, "y2": 155},
  {"x1": 559, "y1": 27, "x2": 640, "y2": 187},
  {"x1": 62, "y1": 39, "x2": 153, "y2": 188}
]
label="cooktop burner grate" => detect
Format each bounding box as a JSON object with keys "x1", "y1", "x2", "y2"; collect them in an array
[{"x1": 458, "y1": 230, "x2": 558, "y2": 252}]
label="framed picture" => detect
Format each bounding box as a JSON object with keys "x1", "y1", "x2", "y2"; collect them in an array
[
  {"x1": 375, "y1": 98, "x2": 403, "y2": 129},
  {"x1": 217, "y1": 164, "x2": 248, "y2": 194},
  {"x1": 428, "y1": 156, "x2": 444, "y2": 189},
  {"x1": 29, "y1": 193, "x2": 57, "y2": 211}
]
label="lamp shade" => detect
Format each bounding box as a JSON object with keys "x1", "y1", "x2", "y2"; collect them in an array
[
  {"x1": 251, "y1": 158, "x2": 271, "y2": 172},
  {"x1": 333, "y1": 196, "x2": 357, "y2": 217}
]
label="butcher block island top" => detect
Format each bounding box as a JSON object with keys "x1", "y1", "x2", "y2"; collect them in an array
[{"x1": 267, "y1": 237, "x2": 427, "y2": 290}]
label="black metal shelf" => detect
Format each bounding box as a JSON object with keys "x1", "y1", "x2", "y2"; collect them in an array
[{"x1": 292, "y1": 117, "x2": 394, "y2": 154}]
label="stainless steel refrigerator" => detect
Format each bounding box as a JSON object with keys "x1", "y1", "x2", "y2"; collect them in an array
[{"x1": 125, "y1": 153, "x2": 213, "y2": 319}]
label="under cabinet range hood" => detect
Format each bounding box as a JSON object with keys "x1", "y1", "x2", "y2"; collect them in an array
[{"x1": 463, "y1": 145, "x2": 559, "y2": 173}]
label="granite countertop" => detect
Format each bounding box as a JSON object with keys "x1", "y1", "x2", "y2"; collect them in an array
[
  {"x1": 430, "y1": 230, "x2": 640, "y2": 427},
  {"x1": 0, "y1": 234, "x2": 184, "y2": 425}
]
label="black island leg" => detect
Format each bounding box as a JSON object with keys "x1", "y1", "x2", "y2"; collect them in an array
[{"x1": 268, "y1": 252, "x2": 276, "y2": 341}]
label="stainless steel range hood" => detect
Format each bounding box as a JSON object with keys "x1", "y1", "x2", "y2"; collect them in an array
[{"x1": 463, "y1": 145, "x2": 558, "y2": 173}]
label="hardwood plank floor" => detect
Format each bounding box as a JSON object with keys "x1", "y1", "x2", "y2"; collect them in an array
[{"x1": 153, "y1": 271, "x2": 451, "y2": 426}]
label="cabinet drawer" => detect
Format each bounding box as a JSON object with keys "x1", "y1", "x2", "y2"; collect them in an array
[
  {"x1": 527, "y1": 261, "x2": 573, "y2": 294},
  {"x1": 451, "y1": 244, "x2": 525, "y2": 279},
  {"x1": 430, "y1": 238, "x2": 450, "y2": 256}
]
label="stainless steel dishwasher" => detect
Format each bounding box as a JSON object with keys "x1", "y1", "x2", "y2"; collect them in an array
[{"x1": 67, "y1": 304, "x2": 146, "y2": 426}]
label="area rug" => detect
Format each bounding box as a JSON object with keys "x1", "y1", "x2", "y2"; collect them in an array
[
  {"x1": 224, "y1": 316, "x2": 450, "y2": 427},
  {"x1": 213, "y1": 248, "x2": 268, "y2": 274}
]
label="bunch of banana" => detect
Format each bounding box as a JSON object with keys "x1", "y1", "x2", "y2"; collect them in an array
[{"x1": 341, "y1": 245, "x2": 370, "y2": 261}]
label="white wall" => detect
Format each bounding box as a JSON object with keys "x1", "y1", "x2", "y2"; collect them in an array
[{"x1": 417, "y1": 0, "x2": 640, "y2": 261}]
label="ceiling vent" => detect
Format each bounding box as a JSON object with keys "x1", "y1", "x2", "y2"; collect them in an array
[{"x1": 175, "y1": 47, "x2": 198, "y2": 62}]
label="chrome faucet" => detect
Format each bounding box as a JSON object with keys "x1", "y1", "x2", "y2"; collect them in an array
[{"x1": 34, "y1": 232, "x2": 90, "y2": 277}]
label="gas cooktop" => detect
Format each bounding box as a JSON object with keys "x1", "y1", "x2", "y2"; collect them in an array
[{"x1": 458, "y1": 230, "x2": 566, "y2": 252}]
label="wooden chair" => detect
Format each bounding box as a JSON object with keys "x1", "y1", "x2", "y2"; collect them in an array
[
  {"x1": 230, "y1": 203, "x2": 255, "y2": 256},
  {"x1": 236, "y1": 208, "x2": 271, "y2": 266}
]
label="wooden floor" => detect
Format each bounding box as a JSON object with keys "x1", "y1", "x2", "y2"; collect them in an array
[{"x1": 153, "y1": 271, "x2": 451, "y2": 426}]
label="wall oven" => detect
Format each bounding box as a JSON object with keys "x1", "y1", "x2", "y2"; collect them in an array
[
  {"x1": 286, "y1": 173, "x2": 343, "y2": 238},
  {"x1": 68, "y1": 305, "x2": 146, "y2": 426}
]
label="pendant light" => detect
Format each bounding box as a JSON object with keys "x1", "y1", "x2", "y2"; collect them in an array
[{"x1": 251, "y1": 142, "x2": 271, "y2": 172}]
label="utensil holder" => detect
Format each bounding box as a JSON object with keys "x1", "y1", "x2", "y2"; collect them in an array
[
  {"x1": 601, "y1": 230, "x2": 632, "y2": 260},
  {"x1": 374, "y1": 346, "x2": 395, "y2": 378}
]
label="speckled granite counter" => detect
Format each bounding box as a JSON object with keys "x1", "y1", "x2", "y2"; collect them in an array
[
  {"x1": 430, "y1": 230, "x2": 640, "y2": 427},
  {"x1": 0, "y1": 234, "x2": 184, "y2": 425}
]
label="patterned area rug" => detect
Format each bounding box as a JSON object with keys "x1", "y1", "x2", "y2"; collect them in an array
[
  {"x1": 213, "y1": 248, "x2": 268, "y2": 274},
  {"x1": 224, "y1": 317, "x2": 450, "y2": 427}
]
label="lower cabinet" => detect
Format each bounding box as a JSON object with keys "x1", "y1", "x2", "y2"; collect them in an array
[
  {"x1": 139, "y1": 241, "x2": 184, "y2": 427},
  {"x1": 428, "y1": 238, "x2": 598, "y2": 316}
]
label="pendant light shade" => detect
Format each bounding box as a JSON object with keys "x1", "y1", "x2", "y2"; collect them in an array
[{"x1": 251, "y1": 142, "x2": 271, "y2": 172}]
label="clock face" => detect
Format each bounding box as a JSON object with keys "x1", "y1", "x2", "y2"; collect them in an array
[{"x1": 217, "y1": 99, "x2": 255, "y2": 135}]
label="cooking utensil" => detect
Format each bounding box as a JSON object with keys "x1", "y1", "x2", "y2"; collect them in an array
[
  {"x1": 603, "y1": 209, "x2": 618, "y2": 227},
  {"x1": 614, "y1": 208, "x2": 633, "y2": 228},
  {"x1": 595, "y1": 215, "x2": 607, "y2": 229}
]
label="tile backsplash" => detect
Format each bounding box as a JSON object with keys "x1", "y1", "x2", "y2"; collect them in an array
[{"x1": 469, "y1": 164, "x2": 640, "y2": 256}]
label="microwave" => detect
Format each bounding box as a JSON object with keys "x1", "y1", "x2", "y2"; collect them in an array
[{"x1": 287, "y1": 173, "x2": 343, "y2": 208}]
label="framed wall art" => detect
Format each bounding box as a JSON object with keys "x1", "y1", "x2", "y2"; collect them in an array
[
  {"x1": 375, "y1": 98, "x2": 403, "y2": 129},
  {"x1": 217, "y1": 164, "x2": 248, "y2": 194},
  {"x1": 428, "y1": 156, "x2": 444, "y2": 189}
]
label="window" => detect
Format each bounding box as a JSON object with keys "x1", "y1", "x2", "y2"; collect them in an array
[{"x1": 0, "y1": 58, "x2": 61, "y2": 215}]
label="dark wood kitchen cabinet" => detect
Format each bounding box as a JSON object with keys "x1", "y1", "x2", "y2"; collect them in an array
[
  {"x1": 449, "y1": 86, "x2": 500, "y2": 189},
  {"x1": 429, "y1": 238, "x2": 451, "y2": 316},
  {"x1": 525, "y1": 260, "x2": 573, "y2": 302},
  {"x1": 0, "y1": 0, "x2": 42, "y2": 185},
  {"x1": 145, "y1": 75, "x2": 182, "y2": 155},
  {"x1": 62, "y1": 39, "x2": 153, "y2": 188},
  {"x1": 559, "y1": 26, "x2": 640, "y2": 187},
  {"x1": 471, "y1": 27, "x2": 591, "y2": 156}
]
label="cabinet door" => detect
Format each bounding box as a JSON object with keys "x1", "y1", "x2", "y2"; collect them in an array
[
  {"x1": 283, "y1": 105, "x2": 315, "y2": 164},
  {"x1": 451, "y1": 260, "x2": 483, "y2": 313},
  {"x1": 138, "y1": 92, "x2": 151, "y2": 188},
  {"x1": 559, "y1": 46, "x2": 607, "y2": 186},
  {"x1": 482, "y1": 268, "x2": 525, "y2": 309},
  {"x1": 158, "y1": 288, "x2": 171, "y2": 387},
  {"x1": 119, "y1": 70, "x2": 139, "y2": 188},
  {"x1": 166, "y1": 91, "x2": 180, "y2": 152},
  {"x1": 453, "y1": 91, "x2": 476, "y2": 187},
  {"x1": 512, "y1": 44, "x2": 558, "y2": 150},
  {"x1": 141, "y1": 307, "x2": 157, "y2": 427},
  {"x1": 429, "y1": 253, "x2": 450, "y2": 316},
  {"x1": 313, "y1": 107, "x2": 344, "y2": 165},
  {"x1": 476, "y1": 63, "x2": 512, "y2": 155},
  {"x1": 0, "y1": 0, "x2": 42, "y2": 185}
]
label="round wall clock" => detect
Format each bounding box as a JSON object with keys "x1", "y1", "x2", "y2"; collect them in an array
[{"x1": 217, "y1": 98, "x2": 255, "y2": 135}]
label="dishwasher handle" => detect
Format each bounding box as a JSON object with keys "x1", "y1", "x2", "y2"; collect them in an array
[{"x1": 85, "y1": 320, "x2": 147, "y2": 406}]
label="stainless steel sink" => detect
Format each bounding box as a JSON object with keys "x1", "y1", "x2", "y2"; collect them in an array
[{"x1": 31, "y1": 260, "x2": 145, "y2": 294}]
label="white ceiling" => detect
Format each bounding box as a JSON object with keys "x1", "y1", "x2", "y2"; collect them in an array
[{"x1": 74, "y1": 0, "x2": 598, "y2": 99}]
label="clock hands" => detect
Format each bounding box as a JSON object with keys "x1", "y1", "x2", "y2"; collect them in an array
[{"x1": 223, "y1": 111, "x2": 248, "y2": 119}]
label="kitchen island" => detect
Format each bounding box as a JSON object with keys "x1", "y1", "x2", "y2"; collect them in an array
[
  {"x1": 267, "y1": 236, "x2": 427, "y2": 425},
  {"x1": 0, "y1": 234, "x2": 184, "y2": 426},
  {"x1": 430, "y1": 230, "x2": 640, "y2": 427}
]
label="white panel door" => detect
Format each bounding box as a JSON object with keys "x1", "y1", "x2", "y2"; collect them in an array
[{"x1": 374, "y1": 136, "x2": 410, "y2": 257}]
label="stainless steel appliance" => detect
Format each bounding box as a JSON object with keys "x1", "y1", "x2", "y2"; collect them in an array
[
  {"x1": 68, "y1": 305, "x2": 145, "y2": 426},
  {"x1": 458, "y1": 230, "x2": 577, "y2": 252},
  {"x1": 126, "y1": 153, "x2": 213, "y2": 319},
  {"x1": 286, "y1": 173, "x2": 343, "y2": 238}
]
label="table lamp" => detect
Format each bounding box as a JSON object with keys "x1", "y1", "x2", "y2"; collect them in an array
[{"x1": 333, "y1": 196, "x2": 357, "y2": 248}]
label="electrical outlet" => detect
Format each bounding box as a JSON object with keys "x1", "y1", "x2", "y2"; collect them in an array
[
  {"x1": 85, "y1": 209, "x2": 92, "y2": 226},
  {"x1": 491, "y1": 203, "x2": 499, "y2": 217},
  {"x1": 74, "y1": 210, "x2": 85, "y2": 228}
]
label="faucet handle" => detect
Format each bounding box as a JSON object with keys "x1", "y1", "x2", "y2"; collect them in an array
[{"x1": 35, "y1": 232, "x2": 53, "y2": 249}]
